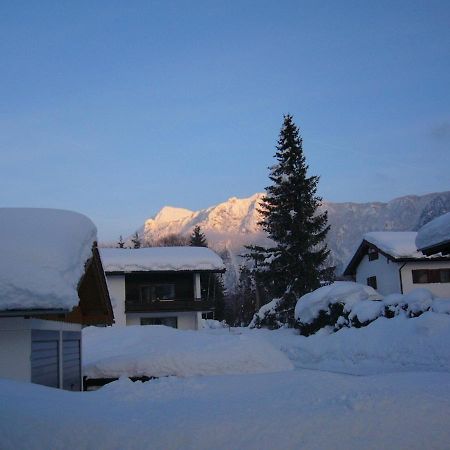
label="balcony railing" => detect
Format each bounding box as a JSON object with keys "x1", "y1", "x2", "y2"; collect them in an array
[{"x1": 125, "y1": 298, "x2": 214, "y2": 313}]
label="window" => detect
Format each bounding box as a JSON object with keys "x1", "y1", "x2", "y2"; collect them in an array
[
  {"x1": 140, "y1": 284, "x2": 175, "y2": 302},
  {"x1": 140, "y1": 317, "x2": 178, "y2": 328},
  {"x1": 412, "y1": 269, "x2": 450, "y2": 284},
  {"x1": 368, "y1": 248, "x2": 379, "y2": 261},
  {"x1": 367, "y1": 276, "x2": 377, "y2": 290}
]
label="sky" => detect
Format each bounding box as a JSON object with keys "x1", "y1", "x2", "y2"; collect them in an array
[{"x1": 1, "y1": 1, "x2": 449, "y2": 241}]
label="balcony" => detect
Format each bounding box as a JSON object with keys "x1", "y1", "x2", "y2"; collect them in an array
[{"x1": 125, "y1": 298, "x2": 214, "y2": 313}]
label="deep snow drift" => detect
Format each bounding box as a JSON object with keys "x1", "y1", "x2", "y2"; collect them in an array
[
  {"x1": 83, "y1": 325, "x2": 293, "y2": 379},
  {"x1": 1, "y1": 370, "x2": 449, "y2": 450},
  {"x1": 0, "y1": 208, "x2": 97, "y2": 311}
]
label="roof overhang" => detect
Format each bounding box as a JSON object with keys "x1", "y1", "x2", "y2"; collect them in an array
[
  {"x1": 105, "y1": 268, "x2": 226, "y2": 276},
  {"x1": 419, "y1": 239, "x2": 450, "y2": 256}
]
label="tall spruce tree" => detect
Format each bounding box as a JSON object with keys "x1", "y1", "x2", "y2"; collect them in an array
[
  {"x1": 131, "y1": 232, "x2": 141, "y2": 249},
  {"x1": 249, "y1": 114, "x2": 333, "y2": 321},
  {"x1": 189, "y1": 225, "x2": 208, "y2": 247}
]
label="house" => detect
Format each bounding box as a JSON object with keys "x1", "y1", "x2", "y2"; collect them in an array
[
  {"x1": 100, "y1": 247, "x2": 225, "y2": 330},
  {"x1": 0, "y1": 208, "x2": 113, "y2": 391},
  {"x1": 343, "y1": 231, "x2": 450, "y2": 297},
  {"x1": 416, "y1": 213, "x2": 450, "y2": 256}
]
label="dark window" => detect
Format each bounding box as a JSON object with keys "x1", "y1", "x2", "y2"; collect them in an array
[
  {"x1": 140, "y1": 317, "x2": 178, "y2": 328},
  {"x1": 367, "y1": 276, "x2": 377, "y2": 290},
  {"x1": 440, "y1": 269, "x2": 450, "y2": 283},
  {"x1": 412, "y1": 269, "x2": 450, "y2": 284},
  {"x1": 412, "y1": 270, "x2": 429, "y2": 284},
  {"x1": 368, "y1": 248, "x2": 379, "y2": 261},
  {"x1": 140, "y1": 284, "x2": 175, "y2": 302}
]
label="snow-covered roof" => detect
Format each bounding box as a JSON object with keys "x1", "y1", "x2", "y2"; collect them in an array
[
  {"x1": 363, "y1": 232, "x2": 424, "y2": 258},
  {"x1": 0, "y1": 208, "x2": 97, "y2": 312},
  {"x1": 416, "y1": 213, "x2": 450, "y2": 255},
  {"x1": 100, "y1": 247, "x2": 225, "y2": 273}
]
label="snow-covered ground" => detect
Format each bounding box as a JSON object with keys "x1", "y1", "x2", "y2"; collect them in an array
[{"x1": 1, "y1": 313, "x2": 450, "y2": 449}]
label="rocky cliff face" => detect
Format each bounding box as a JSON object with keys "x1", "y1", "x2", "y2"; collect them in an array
[{"x1": 136, "y1": 191, "x2": 450, "y2": 290}]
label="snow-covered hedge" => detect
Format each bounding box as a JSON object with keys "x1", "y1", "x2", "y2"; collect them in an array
[
  {"x1": 294, "y1": 282, "x2": 450, "y2": 336},
  {"x1": 83, "y1": 325, "x2": 293, "y2": 379}
]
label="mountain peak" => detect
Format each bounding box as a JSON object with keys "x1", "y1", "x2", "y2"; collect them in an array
[{"x1": 153, "y1": 206, "x2": 193, "y2": 223}]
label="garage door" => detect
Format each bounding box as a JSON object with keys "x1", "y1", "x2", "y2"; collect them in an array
[
  {"x1": 62, "y1": 331, "x2": 81, "y2": 391},
  {"x1": 31, "y1": 330, "x2": 59, "y2": 388}
]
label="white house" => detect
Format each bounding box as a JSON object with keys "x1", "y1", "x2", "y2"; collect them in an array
[
  {"x1": 0, "y1": 208, "x2": 113, "y2": 390},
  {"x1": 343, "y1": 231, "x2": 450, "y2": 297},
  {"x1": 100, "y1": 247, "x2": 225, "y2": 330}
]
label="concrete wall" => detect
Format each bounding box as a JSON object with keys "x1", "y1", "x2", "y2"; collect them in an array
[
  {"x1": 401, "y1": 261, "x2": 450, "y2": 297},
  {"x1": 126, "y1": 311, "x2": 199, "y2": 330},
  {"x1": 105, "y1": 275, "x2": 126, "y2": 326},
  {"x1": 355, "y1": 253, "x2": 401, "y2": 295}
]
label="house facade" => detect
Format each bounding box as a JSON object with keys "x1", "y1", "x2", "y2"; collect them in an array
[
  {"x1": 0, "y1": 208, "x2": 114, "y2": 391},
  {"x1": 344, "y1": 231, "x2": 450, "y2": 297},
  {"x1": 100, "y1": 247, "x2": 225, "y2": 330}
]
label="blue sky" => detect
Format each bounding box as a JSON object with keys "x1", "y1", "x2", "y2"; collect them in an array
[{"x1": 1, "y1": 1, "x2": 449, "y2": 240}]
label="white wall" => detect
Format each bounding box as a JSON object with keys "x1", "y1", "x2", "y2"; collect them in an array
[
  {"x1": 0, "y1": 318, "x2": 81, "y2": 383},
  {"x1": 0, "y1": 327, "x2": 31, "y2": 382},
  {"x1": 356, "y1": 253, "x2": 401, "y2": 295},
  {"x1": 126, "y1": 311, "x2": 199, "y2": 330},
  {"x1": 105, "y1": 275, "x2": 126, "y2": 326},
  {"x1": 401, "y1": 261, "x2": 450, "y2": 297}
]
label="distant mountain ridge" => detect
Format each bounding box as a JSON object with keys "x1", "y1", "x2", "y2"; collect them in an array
[{"x1": 132, "y1": 190, "x2": 450, "y2": 290}]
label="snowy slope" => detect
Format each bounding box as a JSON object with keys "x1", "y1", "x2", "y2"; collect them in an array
[{"x1": 125, "y1": 190, "x2": 450, "y2": 290}]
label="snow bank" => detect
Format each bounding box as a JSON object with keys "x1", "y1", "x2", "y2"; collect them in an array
[
  {"x1": 0, "y1": 208, "x2": 96, "y2": 311},
  {"x1": 364, "y1": 231, "x2": 423, "y2": 258},
  {"x1": 416, "y1": 212, "x2": 450, "y2": 252},
  {"x1": 264, "y1": 312, "x2": 450, "y2": 375},
  {"x1": 1, "y1": 369, "x2": 450, "y2": 449},
  {"x1": 83, "y1": 325, "x2": 293, "y2": 379},
  {"x1": 100, "y1": 247, "x2": 224, "y2": 272}
]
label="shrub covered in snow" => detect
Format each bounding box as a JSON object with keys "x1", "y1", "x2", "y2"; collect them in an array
[
  {"x1": 293, "y1": 282, "x2": 450, "y2": 336},
  {"x1": 249, "y1": 294, "x2": 298, "y2": 329}
]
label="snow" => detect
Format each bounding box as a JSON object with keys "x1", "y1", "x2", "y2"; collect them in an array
[
  {"x1": 363, "y1": 231, "x2": 424, "y2": 258},
  {"x1": 0, "y1": 208, "x2": 97, "y2": 311},
  {"x1": 416, "y1": 212, "x2": 450, "y2": 251},
  {"x1": 82, "y1": 325, "x2": 293, "y2": 379},
  {"x1": 294, "y1": 281, "x2": 382, "y2": 324},
  {"x1": 100, "y1": 246, "x2": 225, "y2": 272},
  {"x1": 259, "y1": 312, "x2": 450, "y2": 375},
  {"x1": 2, "y1": 308, "x2": 450, "y2": 448}
]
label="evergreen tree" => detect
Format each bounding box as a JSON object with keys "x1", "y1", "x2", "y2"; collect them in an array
[
  {"x1": 131, "y1": 232, "x2": 141, "y2": 249},
  {"x1": 248, "y1": 114, "x2": 333, "y2": 321},
  {"x1": 189, "y1": 225, "x2": 208, "y2": 247},
  {"x1": 117, "y1": 235, "x2": 125, "y2": 248}
]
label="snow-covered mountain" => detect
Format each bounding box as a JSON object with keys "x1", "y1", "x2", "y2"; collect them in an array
[{"x1": 135, "y1": 191, "x2": 450, "y2": 290}]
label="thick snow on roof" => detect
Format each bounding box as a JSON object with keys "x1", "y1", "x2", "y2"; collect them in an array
[
  {"x1": 0, "y1": 208, "x2": 97, "y2": 311},
  {"x1": 100, "y1": 247, "x2": 225, "y2": 272},
  {"x1": 416, "y1": 213, "x2": 450, "y2": 251},
  {"x1": 363, "y1": 231, "x2": 424, "y2": 258}
]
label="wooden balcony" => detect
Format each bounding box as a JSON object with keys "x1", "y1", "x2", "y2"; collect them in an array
[{"x1": 125, "y1": 298, "x2": 214, "y2": 313}]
